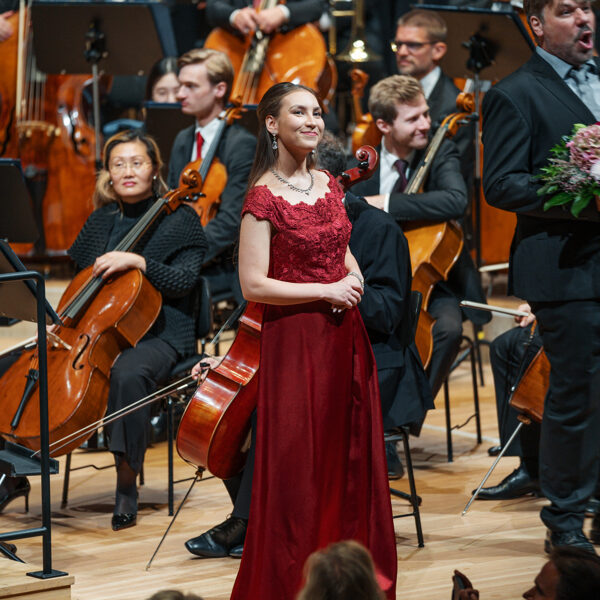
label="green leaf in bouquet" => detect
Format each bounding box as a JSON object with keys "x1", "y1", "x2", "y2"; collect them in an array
[
  {"x1": 571, "y1": 191, "x2": 590, "y2": 217},
  {"x1": 543, "y1": 192, "x2": 572, "y2": 210}
]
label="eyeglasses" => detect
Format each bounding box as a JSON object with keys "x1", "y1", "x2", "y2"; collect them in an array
[
  {"x1": 109, "y1": 159, "x2": 152, "y2": 173},
  {"x1": 390, "y1": 40, "x2": 434, "y2": 53}
]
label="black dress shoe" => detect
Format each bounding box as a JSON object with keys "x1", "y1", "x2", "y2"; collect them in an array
[
  {"x1": 385, "y1": 441, "x2": 404, "y2": 480},
  {"x1": 229, "y1": 544, "x2": 243, "y2": 558},
  {"x1": 111, "y1": 513, "x2": 137, "y2": 531},
  {"x1": 185, "y1": 516, "x2": 247, "y2": 558},
  {"x1": 0, "y1": 476, "x2": 30, "y2": 513},
  {"x1": 487, "y1": 445, "x2": 502, "y2": 456},
  {"x1": 545, "y1": 529, "x2": 597, "y2": 554},
  {"x1": 473, "y1": 464, "x2": 540, "y2": 500},
  {"x1": 586, "y1": 497, "x2": 600, "y2": 518}
]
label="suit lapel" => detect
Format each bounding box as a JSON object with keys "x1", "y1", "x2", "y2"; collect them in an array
[{"x1": 526, "y1": 53, "x2": 596, "y2": 123}]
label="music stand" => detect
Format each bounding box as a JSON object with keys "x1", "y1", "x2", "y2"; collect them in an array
[
  {"x1": 143, "y1": 101, "x2": 194, "y2": 170},
  {"x1": 419, "y1": 4, "x2": 534, "y2": 269},
  {"x1": 31, "y1": 0, "x2": 177, "y2": 170}
]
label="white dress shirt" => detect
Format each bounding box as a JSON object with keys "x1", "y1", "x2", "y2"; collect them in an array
[{"x1": 191, "y1": 117, "x2": 222, "y2": 162}]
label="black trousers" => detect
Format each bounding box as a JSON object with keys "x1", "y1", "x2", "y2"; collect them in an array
[
  {"x1": 427, "y1": 290, "x2": 463, "y2": 399},
  {"x1": 489, "y1": 325, "x2": 542, "y2": 476},
  {"x1": 105, "y1": 337, "x2": 178, "y2": 474},
  {"x1": 531, "y1": 300, "x2": 600, "y2": 533}
]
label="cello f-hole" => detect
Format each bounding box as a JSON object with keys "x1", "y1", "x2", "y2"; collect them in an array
[{"x1": 72, "y1": 334, "x2": 90, "y2": 370}]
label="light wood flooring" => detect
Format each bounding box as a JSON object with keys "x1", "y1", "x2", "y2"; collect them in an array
[{"x1": 0, "y1": 286, "x2": 573, "y2": 599}]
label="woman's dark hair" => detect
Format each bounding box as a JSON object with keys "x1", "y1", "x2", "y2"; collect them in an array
[
  {"x1": 94, "y1": 129, "x2": 167, "y2": 208},
  {"x1": 247, "y1": 82, "x2": 320, "y2": 189},
  {"x1": 145, "y1": 57, "x2": 179, "y2": 101}
]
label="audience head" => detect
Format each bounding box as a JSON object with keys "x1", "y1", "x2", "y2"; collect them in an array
[
  {"x1": 393, "y1": 9, "x2": 448, "y2": 80},
  {"x1": 145, "y1": 57, "x2": 180, "y2": 103},
  {"x1": 176, "y1": 49, "x2": 234, "y2": 123},
  {"x1": 524, "y1": 0, "x2": 595, "y2": 66},
  {"x1": 94, "y1": 129, "x2": 167, "y2": 209},
  {"x1": 248, "y1": 82, "x2": 323, "y2": 187},
  {"x1": 522, "y1": 546, "x2": 600, "y2": 600},
  {"x1": 147, "y1": 591, "x2": 204, "y2": 600},
  {"x1": 296, "y1": 540, "x2": 386, "y2": 600},
  {"x1": 369, "y1": 75, "x2": 430, "y2": 157}
]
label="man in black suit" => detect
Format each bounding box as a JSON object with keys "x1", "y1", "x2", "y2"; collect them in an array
[
  {"x1": 168, "y1": 48, "x2": 256, "y2": 301},
  {"x1": 206, "y1": 0, "x2": 324, "y2": 36},
  {"x1": 352, "y1": 74, "x2": 488, "y2": 401},
  {"x1": 393, "y1": 9, "x2": 474, "y2": 186},
  {"x1": 482, "y1": 0, "x2": 600, "y2": 553}
]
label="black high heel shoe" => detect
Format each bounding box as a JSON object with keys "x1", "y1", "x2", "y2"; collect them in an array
[
  {"x1": 111, "y1": 513, "x2": 137, "y2": 531},
  {"x1": 0, "y1": 476, "x2": 30, "y2": 513}
]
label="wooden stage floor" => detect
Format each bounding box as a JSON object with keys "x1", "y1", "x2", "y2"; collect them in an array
[{"x1": 0, "y1": 359, "x2": 569, "y2": 600}]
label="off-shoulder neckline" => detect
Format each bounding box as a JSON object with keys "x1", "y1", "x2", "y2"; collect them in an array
[{"x1": 251, "y1": 170, "x2": 340, "y2": 208}]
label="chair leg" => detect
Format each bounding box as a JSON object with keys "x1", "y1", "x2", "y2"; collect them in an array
[
  {"x1": 444, "y1": 379, "x2": 453, "y2": 462},
  {"x1": 469, "y1": 342, "x2": 482, "y2": 444},
  {"x1": 401, "y1": 427, "x2": 424, "y2": 547},
  {"x1": 139, "y1": 464, "x2": 144, "y2": 487},
  {"x1": 61, "y1": 452, "x2": 72, "y2": 509},
  {"x1": 167, "y1": 398, "x2": 174, "y2": 516}
]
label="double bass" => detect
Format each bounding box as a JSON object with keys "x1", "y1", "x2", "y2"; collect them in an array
[{"x1": 0, "y1": 170, "x2": 202, "y2": 455}]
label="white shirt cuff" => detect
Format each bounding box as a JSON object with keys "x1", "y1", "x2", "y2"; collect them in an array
[
  {"x1": 278, "y1": 4, "x2": 290, "y2": 20},
  {"x1": 383, "y1": 193, "x2": 391, "y2": 213},
  {"x1": 229, "y1": 8, "x2": 240, "y2": 26}
]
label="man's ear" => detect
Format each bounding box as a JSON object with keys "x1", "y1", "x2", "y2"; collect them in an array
[
  {"x1": 432, "y1": 41, "x2": 447, "y2": 63},
  {"x1": 529, "y1": 15, "x2": 544, "y2": 41},
  {"x1": 375, "y1": 118, "x2": 391, "y2": 136},
  {"x1": 214, "y1": 81, "x2": 228, "y2": 100}
]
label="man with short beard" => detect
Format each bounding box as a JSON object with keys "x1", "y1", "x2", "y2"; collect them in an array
[{"x1": 482, "y1": 0, "x2": 600, "y2": 553}]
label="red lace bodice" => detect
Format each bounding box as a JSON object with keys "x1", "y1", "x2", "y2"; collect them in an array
[{"x1": 242, "y1": 171, "x2": 351, "y2": 284}]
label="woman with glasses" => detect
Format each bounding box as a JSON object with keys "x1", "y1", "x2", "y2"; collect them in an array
[{"x1": 68, "y1": 129, "x2": 207, "y2": 530}]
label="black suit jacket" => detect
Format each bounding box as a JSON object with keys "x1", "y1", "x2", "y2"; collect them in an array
[
  {"x1": 168, "y1": 122, "x2": 256, "y2": 263},
  {"x1": 482, "y1": 52, "x2": 600, "y2": 302},
  {"x1": 350, "y1": 139, "x2": 489, "y2": 323},
  {"x1": 428, "y1": 71, "x2": 475, "y2": 189},
  {"x1": 206, "y1": 0, "x2": 325, "y2": 31},
  {"x1": 346, "y1": 193, "x2": 433, "y2": 427}
]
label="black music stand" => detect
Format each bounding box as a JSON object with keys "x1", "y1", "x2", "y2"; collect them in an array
[
  {"x1": 419, "y1": 4, "x2": 534, "y2": 269},
  {"x1": 0, "y1": 161, "x2": 63, "y2": 577},
  {"x1": 143, "y1": 102, "x2": 194, "y2": 170},
  {"x1": 31, "y1": 0, "x2": 177, "y2": 170}
]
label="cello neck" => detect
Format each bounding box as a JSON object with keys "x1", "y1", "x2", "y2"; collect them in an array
[
  {"x1": 198, "y1": 115, "x2": 228, "y2": 182},
  {"x1": 60, "y1": 195, "x2": 170, "y2": 324},
  {"x1": 404, "y1": 123, "x2": 448, "y2": 195}
]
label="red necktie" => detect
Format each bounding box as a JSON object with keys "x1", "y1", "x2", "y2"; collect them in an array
[
  {"x1": 392, "y1": 159, "x2": 408, "y2": 193},
  {"x1": 196, "y1": 130, "x2": 204, "y2": 160}
]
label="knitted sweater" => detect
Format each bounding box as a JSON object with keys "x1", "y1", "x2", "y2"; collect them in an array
[{"x1": 68, "y1": 201, "x2": 208, "y2": 358}]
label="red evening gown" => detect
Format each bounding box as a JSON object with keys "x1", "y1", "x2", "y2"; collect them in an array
[{"x1": 230, "y1": 172, "x2": 397, "y2": 600}]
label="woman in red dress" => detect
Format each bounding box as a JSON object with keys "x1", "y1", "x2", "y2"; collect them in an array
[{"x1": 231, "y1": 82, "x2": 397, "y2": 599}]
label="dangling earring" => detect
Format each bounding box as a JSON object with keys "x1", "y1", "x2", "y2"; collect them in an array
[
  {"x1": 109, "y1": 180, "x2": 113, "y2": 186},
  {"x1": 271, "y1": 134, "x2": 278, "y2": 151},
  {"x1": 152, "y1": 175, "x2": 157, "y2": 181}
]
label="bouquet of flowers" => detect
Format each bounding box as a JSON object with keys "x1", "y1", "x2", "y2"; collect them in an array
[{"x1": 537, "y1": 122, "x2": 600, "y2": 217}]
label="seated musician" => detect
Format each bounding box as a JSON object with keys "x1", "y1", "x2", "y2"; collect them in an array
[
  {"x1": 350, "y1": 74, "x2": 488, "y2": 401},
  {"x1": 167, "y1": 48, "x2": 256, "y2": 303},
  {"x1": 0, "y1": 130, "x2": 207, "y2": 531},
  {"x1": 392, "y1": 9, "x2": 474, "y2": 184},
  {"x1": 182, "y1": 133, "x2": 434, "y2": 560},
  {"x1": 206, "y1": 0, "x2": 325, "y2": 36}
]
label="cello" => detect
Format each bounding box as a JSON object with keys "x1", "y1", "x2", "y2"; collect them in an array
[
  {"x1": 178, "y1": 103, "x2": 244, "y2": 226},
  {"x1": 0, "y1": 168, "x2": 202, "y2": 456},
  {"x1": 176, "y1": 145, "x2": 379, "y2": 480},
  {"x1": 204, "y1": 0, "x2": 333, "y2": 106}
]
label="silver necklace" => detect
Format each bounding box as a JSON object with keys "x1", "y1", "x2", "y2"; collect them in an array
[{"x1": 270, "y1": 168, "x2": 314, "y2": 196}]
